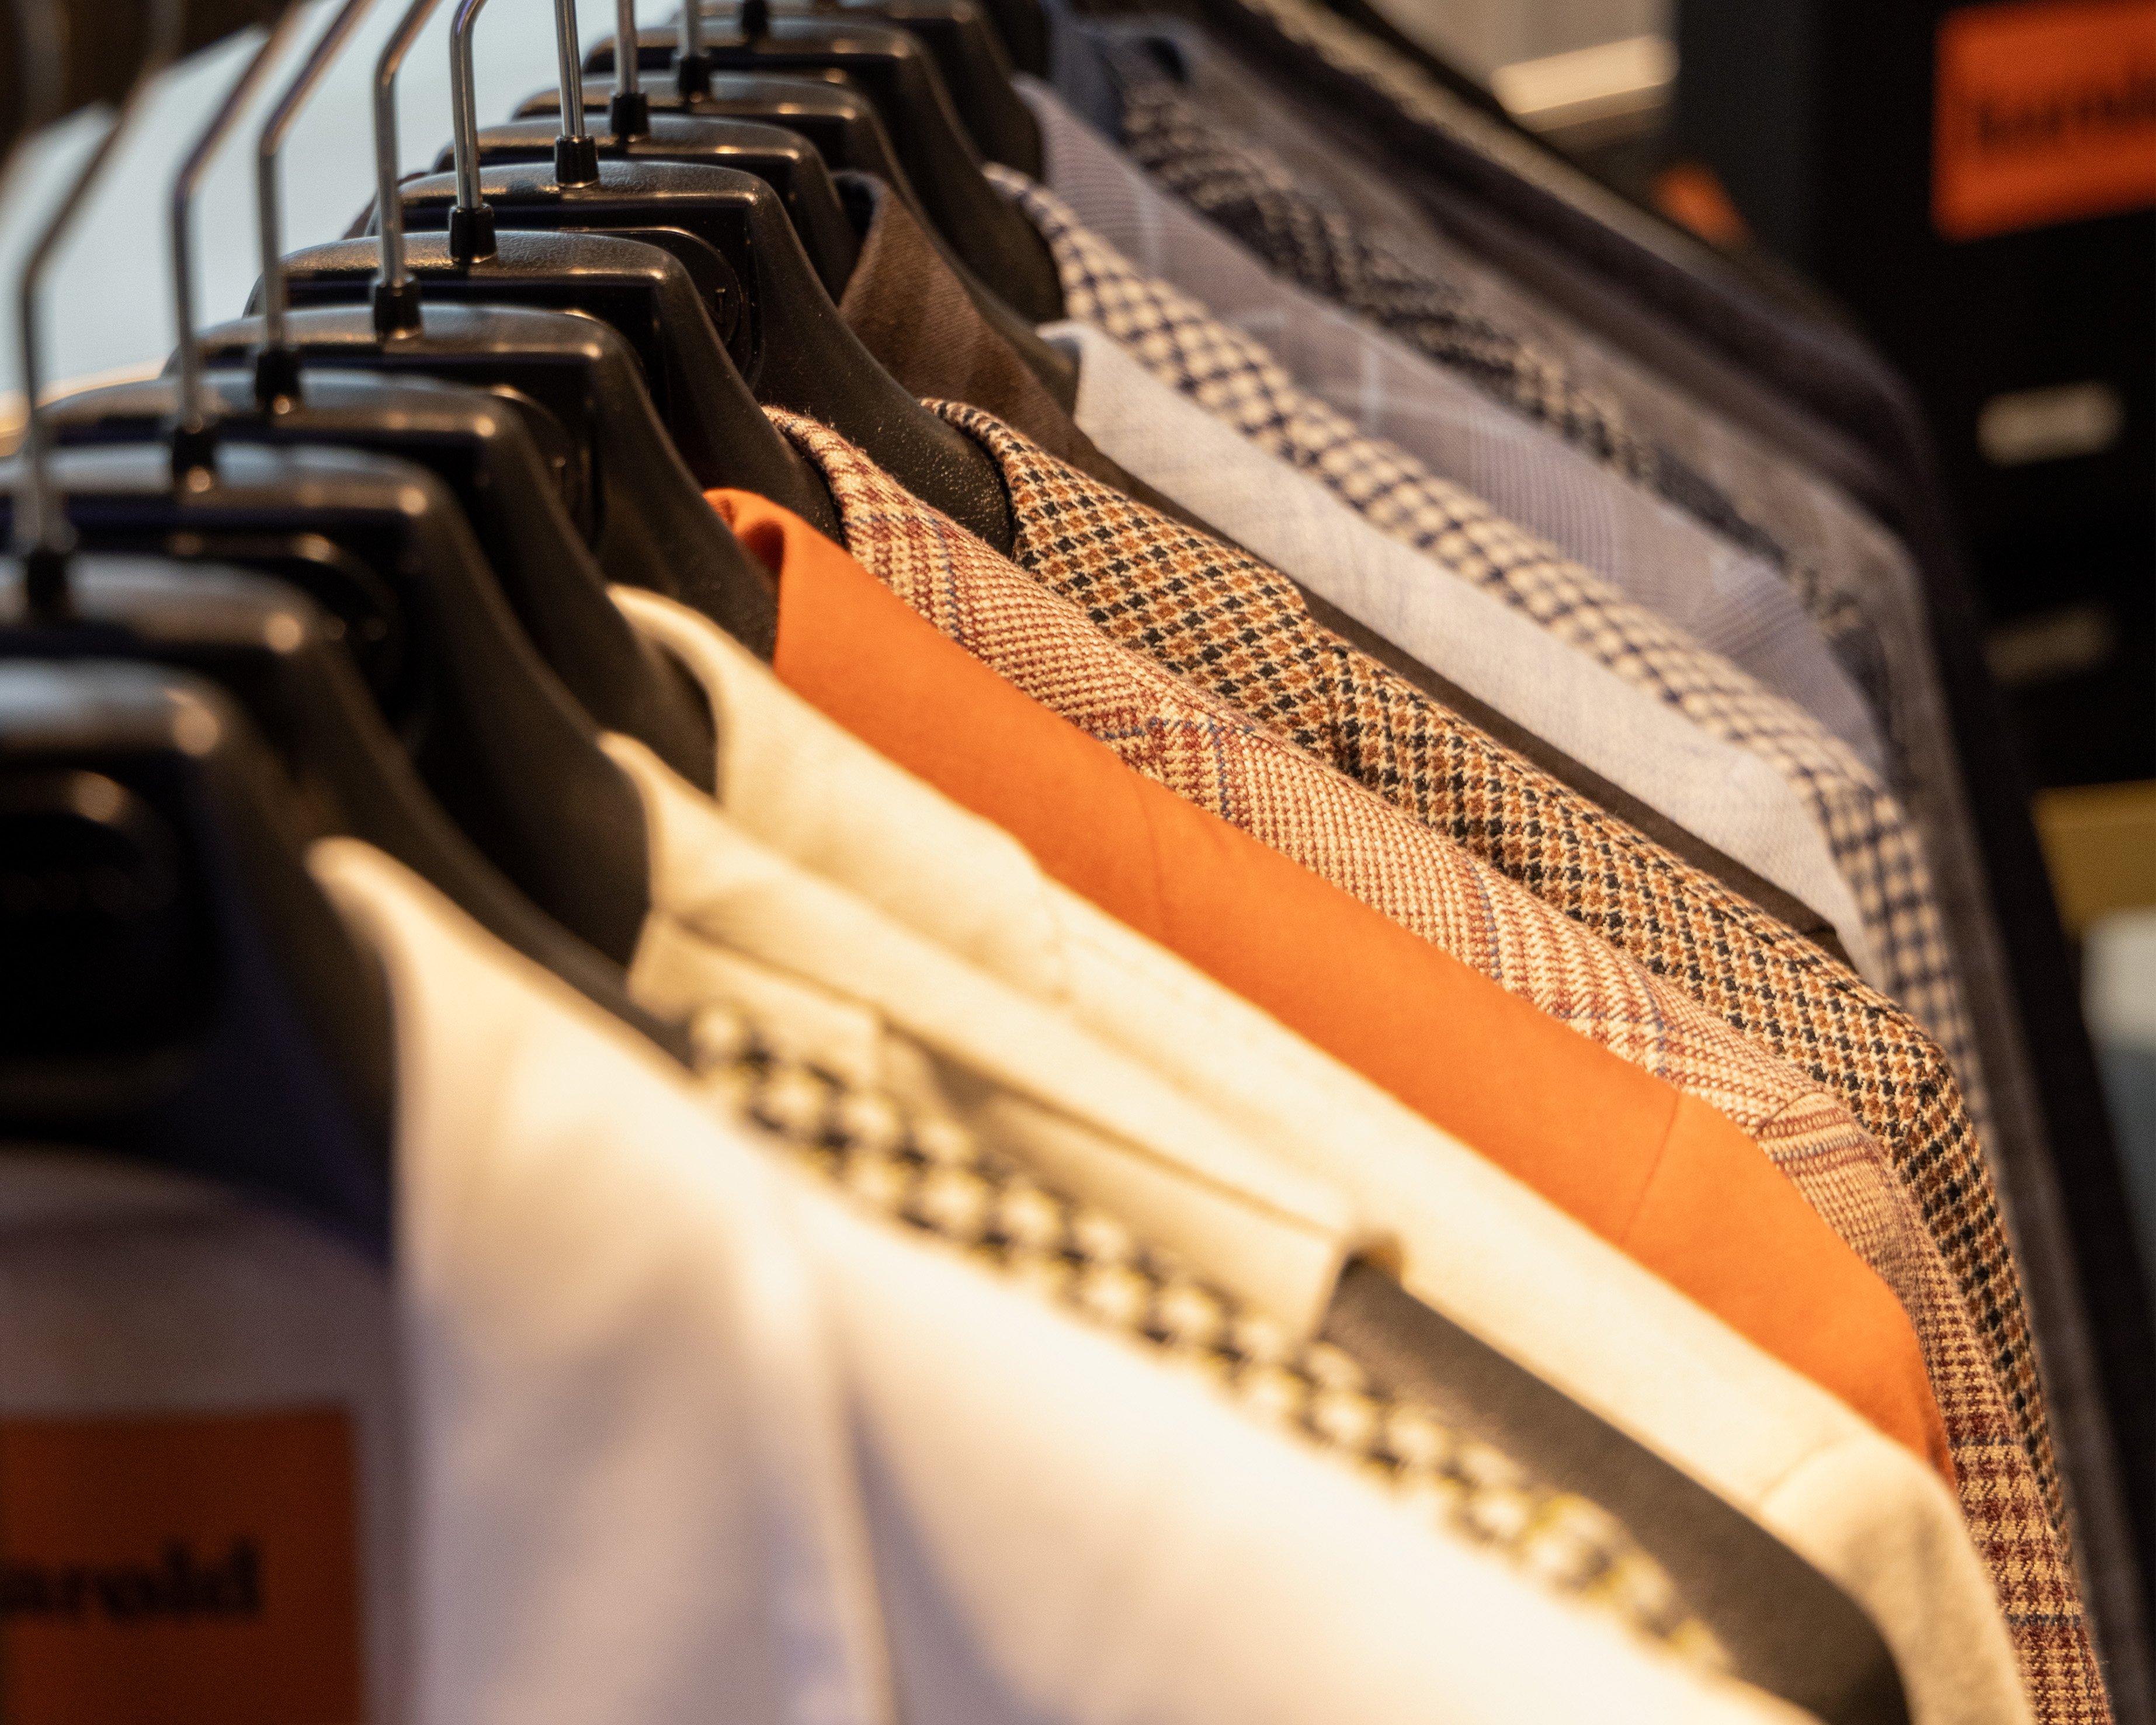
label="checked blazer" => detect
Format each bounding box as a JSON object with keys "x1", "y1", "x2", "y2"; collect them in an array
[
  {"x1": 758, "y1": 404, "x2": 2103, "y2": 1724},
  {"x1": 991, "y1": 167, "x2": 1997, "y2": 1209},
  {"x1": 690, "y1": 999, "x2": 1721, "y2": 1667}
]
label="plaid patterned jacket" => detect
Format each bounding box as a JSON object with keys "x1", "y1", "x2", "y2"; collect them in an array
[
  {"x1": 990, "y1": 165, "x2": 1997, "y2": 1183},
  {"x1": 692, "y1": 1001, "x2": 1721, "y2": 1665},
  {"x1": 759, "y1": 404, "x2": 2101, "y2": 1723}
]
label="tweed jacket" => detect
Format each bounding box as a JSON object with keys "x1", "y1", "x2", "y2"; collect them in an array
[
  {"x1": 756, "y1": 406, "x2": 2098, "y2": 1723},
  {"x1": 990, "y1": 166, "x2": 1997, "y2": 1177},
  {"x1": 1047, "y1": 315, "x2": 1881, "y2": 983}
]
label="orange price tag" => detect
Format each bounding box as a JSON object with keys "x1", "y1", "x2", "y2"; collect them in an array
[
  {"x1": 0, "y1": 1407, "x2": 366, "y2": 1725},
  {"x1": 1935, "y1": 0, "x2": 2156, "y2": 239}
]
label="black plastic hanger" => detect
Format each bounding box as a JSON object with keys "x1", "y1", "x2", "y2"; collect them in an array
[
  {"x1": 4, "y1": 1, "x2": 659, "y2": 972},
  {"x1": 0, "y1": 0, "x2": 393, "y2": 1254},
  {"x1": 157, "y1": 0, "x2": 711, "y2": 786},
  {"x1": 277, "y1": 0, "x2": 847, "y2": 537},
  {"x1": 197, "y1": 0, "x2": 793, "y2": 644},
  {"x1": 3, "y1": 438, "x2": 661, "y2": 969},
  {"x1": 55, "y1": 370, "x2": 719, "y2": 792},
  {"x1": 515, "y1": 66, "x2": 1075, "y2": 399},
  {"x1": 3, "y1": 556, "x2": 697, "y2": 1068},
  {"x1": 671, "y1": 0, "x2": 1043, "y2": 176},
  {"x1": 0, "y1": 658, "x2": 397, "y2": 1255},
  {"x1": 360, "y1": 0, "x2": 1015, "y2": 548},
  {"x1": 435, "y1": 0, "x2": 860, "y2": 296},
  {"x1": 595, "y1": 11, "x2": 1062, "y2": 319}
]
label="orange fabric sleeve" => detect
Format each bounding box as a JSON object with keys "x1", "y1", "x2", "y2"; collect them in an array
[{"x1": 709, "y1": 488, "x2": 1954, "y2": 1479}]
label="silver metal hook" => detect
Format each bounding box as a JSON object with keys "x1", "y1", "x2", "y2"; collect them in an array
[
  {"x1": 372, "y1": 0, "x2": 448, "y2": 325},
  {"x1": 14, "y1": 0, "x2": 185, "y2": 603},
  {"x1": 254, "y1": 0, "x2": 386, "y2": 401},
  {"x1": 445, "y1": 0, "x2": 498, "y2": 255},
  {"x1": 168, "y1": 2, "x2": 313, "y2": 460},
  {"x1": 678, "y1": 0, "x2": 711, "y2": 96},
  {"x1": 549, "y1": 0, "x2": 599, "y2": 180}
]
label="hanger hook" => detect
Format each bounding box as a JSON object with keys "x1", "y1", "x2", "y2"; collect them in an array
[
  {"x1": 372, "y1": 0, "x2": 447, "y2": 333},
  {"x1": 14, "y1": 0, "x2": 185, "y2": 618},
  {"x1": 678, "y1": 0, "x2": 712, "y2": 98},
  {"x1": 168, "y1": 1, "x2": 314, "y2": 483},
  {"x1": 549, "y1": 0, "x2": 600, "y2": 183},
  {"x1": 445, "y1": 0, "x2": 499, "y2": 261},
  {"x1": 609, "y1": 0, "x2": 650, "y2": 138},
  {"x1": 254, "y1": 0, "x2": 387, "y2": 409}
]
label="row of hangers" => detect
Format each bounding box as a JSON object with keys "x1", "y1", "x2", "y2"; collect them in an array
[{"x1": 0, "y1": 0, "x2": 1151, "y2": 1254}]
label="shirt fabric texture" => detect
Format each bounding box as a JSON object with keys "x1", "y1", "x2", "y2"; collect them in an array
[
  {"x1": 727, "y1": 418, "x2": 2095, "y2": 1719},
  {"x1": 825, "y1": 177, "x2": 1862, "y2": 963},
  {"x1": 1045, "y1": 315, "x2": 1881, "y2": 984},
  {"x1": 676, "y1": 507, "x2": 2031, "y2": 1725}
]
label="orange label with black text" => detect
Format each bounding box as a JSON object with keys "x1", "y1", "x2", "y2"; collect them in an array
[
  {"x1": 1935, "y1": 0, "x2": 2156, "y2": 238},
  {"x1": 0, "y1": 1407, "x2": 364, "y2": 1725}
]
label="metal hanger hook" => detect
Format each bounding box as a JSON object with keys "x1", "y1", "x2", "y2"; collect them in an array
[
  {"x1": 168, "y1": 1, "x2": 315, "y2": 476},
  {"x1": 445, "y1": 0, "x2": 499, "y2": 258},
  {"x1": 609, "y1": 0, "x2": 650, "y2": 137},
  {"x1": 550, "y1": 0, "x2": 600, "y2": 182},
  {"x1": 372, "y1": 0, "x2": 449, "y2": 329},
  {"x1": 254, "y1": 0, "x2": 388, "y2": 407},
  {"x1": 13, "y1": 0, "x2": 186, "y2": 613}
]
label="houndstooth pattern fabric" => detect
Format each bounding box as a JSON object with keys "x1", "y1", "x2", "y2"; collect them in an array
[
  {"x1": 688, "y1": 997, "x2": 1723, "y2": 1664},
  {"x1": 992, "y1": 164, "x2": 1994, "y2": 1188},
  {"x1": 1111, "y1": 68, "x2": 1790, "y2": 574},
  {"x1": 757, "y1": 404, "x2": 2105, "y2": 1724}
]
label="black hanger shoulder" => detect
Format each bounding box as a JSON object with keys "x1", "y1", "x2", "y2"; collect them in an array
[
  {"x1": 379, "y1": 166, "x2": 1015, "y2": 550},
  {"x1": 48, "y1": 370, "x2": 717, "y2": 789},
  {"x1": 594, "y1": 18, "x2": 1061, "y2": 320},
  {"x1": 193, "y1": 302, "x2": 785, "y2": 655},
  {"x1": 0, "y1": 655, "x2": 394, "y2": 1255},
  {"x1": 443, "y1": 110, "x2": 861, "y2": 296},
  {"x1": 2, "y1": 440, "x2": 654, "y2": 969},
  {"x1": 1, "y1": 553, "x2": 697, "y2": 1067},
  {"x1": 274, "y1": 229, "x2": 841, "y2": 542}
]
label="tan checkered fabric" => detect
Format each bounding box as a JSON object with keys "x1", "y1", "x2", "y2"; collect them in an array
[
  {"x1": 757, "y1": 404, "x2": 2103, "y2": 1723},
  {"x1": 990, "y1": 165, "x2": 1993, "y2": 1183},
  {"x1": 688, "y1": 998, "x2": 1723, "y2": 1664}
]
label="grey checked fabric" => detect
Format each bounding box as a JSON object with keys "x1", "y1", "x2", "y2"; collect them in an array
[
  {"x1": 1019, "y1": 78, "x2": 1890, "y2": 776},
  {"x1": 688, "y1": 998, "x2": 1726, "y2": 1667},
  {"x1": 1109, "y1": 61, "x2": 1810, "y2": 586},
  {"x1": 992, "y1": 164, "x2": 1995, "y2": 1154}
]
